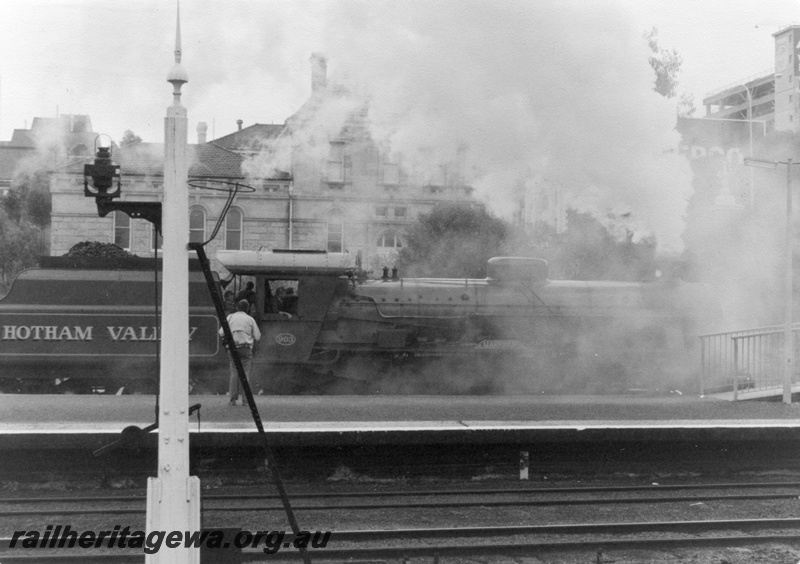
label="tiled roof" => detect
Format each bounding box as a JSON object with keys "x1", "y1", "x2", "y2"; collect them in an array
[
  {"x1": 31, "y1": 115, "x2": 93, "y2": 134},
  {"x1": 211, "y1": 123, "x2": 286, "y2": 152},
  {"x1": 5, "y1": 126, "x2": 98, "y2": 154},
  {"x1": 55, "y1": 142, "x2": 244, "y2": 179},
  {"x1": 190, "y1": 143, "x2": 244, "y2": 178},
  {"x1": 8, "y1": 129, "x2": 35, "y2": 147}
]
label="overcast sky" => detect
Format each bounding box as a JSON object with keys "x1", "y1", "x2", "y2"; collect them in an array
[{"x1": 0, "y1": 0, "x2": 797, "y2": 144}]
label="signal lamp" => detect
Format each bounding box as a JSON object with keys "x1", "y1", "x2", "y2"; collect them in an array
[
  {"x1": 82, "y1": 134, "x2": 161, "y2": 231},
  {"x1": 84, "y1": 136, "x2": 121, "y2": 199}
]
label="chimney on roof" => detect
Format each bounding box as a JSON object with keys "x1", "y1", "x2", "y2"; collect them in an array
[
  {"x1": 310, "y1": 53, "x2": 327, "y2": 93},
  {"x1": 236, "y1": 119, "x2": 243, "y2": 131},
  {"x1": 197, "y1": 122, "x2": 207, "y2": 144}
]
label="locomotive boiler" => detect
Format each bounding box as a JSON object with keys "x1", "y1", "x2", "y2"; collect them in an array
[{"x1": 0, "y1": 250, "x2": 710, "y2": 394}]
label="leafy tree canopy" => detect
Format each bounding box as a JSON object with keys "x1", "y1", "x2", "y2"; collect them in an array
[
  {"x1": 644, "y1": 26, "x2": 682, "y2": 99},
  {"x1": 120, "y1": 129, "x2": 142, "y2": 147},
  {"x1": 6, "y1": 168, "x2": 51, "y2": 229},
  {"x1": 514, "y1": 209, "x2": 659, "y2": 282},
  {"x1": 396, "y1": 204, "x2": 508, "y2": 278},
  {"x1": 0, "y1": 208, "x2": 40, "y2": 296}
]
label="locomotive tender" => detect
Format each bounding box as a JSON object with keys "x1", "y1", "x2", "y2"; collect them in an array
[{"x1": 0, "y1": 250, "x2": 708, "y2": 394}]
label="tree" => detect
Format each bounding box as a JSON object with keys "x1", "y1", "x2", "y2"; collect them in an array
[
  {"x1": 396, "y1": 204, "x2": 509, "y2": 278},
  {"x1": 8, "y1": 168, "x2": 51, "y2": 229},
  {"x1": 0, "y1": 208, "x2": 39, "y2": 296},
  {"x1": 2, "y1": 189, "x2": 23, "y2": 224},
  {"x1": 678, "y1": 92, "x2": 697, "y2": 118},
  {"x1": 644, "y1": 27, "x2": 682, "y2": 99},
  {"x1": 120, "y1": 129, "x2": 142, "y2": 147},
  {"x1": 517, "y1": 209, "x2": 659, "y2": 281}
]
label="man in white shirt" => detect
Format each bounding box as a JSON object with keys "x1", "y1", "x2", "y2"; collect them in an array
[{"x1": 220, "y1": 299, "x2": 262, "y2": 405}]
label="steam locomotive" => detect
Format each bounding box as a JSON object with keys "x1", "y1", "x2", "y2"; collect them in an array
[{"x1": 0, "y1": 250, "x2": 712, "y2": 394}]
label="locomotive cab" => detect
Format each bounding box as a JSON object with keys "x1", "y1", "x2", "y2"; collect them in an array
[{"x1": 216, "y1": 250, "x2": 355, "y2": 365}]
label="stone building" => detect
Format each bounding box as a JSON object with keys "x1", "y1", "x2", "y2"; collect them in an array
[
  {"x1": 46, "y1": 54, "x2": 477, "y2": 273},
  {"x1": 0, "y1": 114, "x2": 96, "y2": 197},
  {"x1": 49, "y1": 140, "x2": 248, "y2": 262}
]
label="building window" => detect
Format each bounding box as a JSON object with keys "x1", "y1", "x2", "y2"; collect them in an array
[
  {"x1": 151, "y1": 224, "x2": 162, "y2": 252},
  {"x1": 394, "y1": 206, "x2": 407, "y2": 219},
  {"x1": 225, "y1": 209, "x2": 242, "y2": 250},
  {"x1": 427, "y1": 165, "x2": 446, "y2": 187},
  {"x1": 327, "y1": 142, "x2": 345, "y2": 183},
  {"x1": 261, "y1": 181, "x2": 281, "y2": 193},
  {"x1": 375, "y1": 205, "x2": 388, "y2": 217},
  {"x1": 327, "y1": 209, "x2": 344, "y2": 253},
  {"x1": 189, "y1": 207, "x2": 205, "y2": 244},
  {"x1": 382, "y1": 155, "x2": 399, "y2": 185},
  {"x1": 113, "y1": 211, "x2": 131, "y2": 250},
  {"x1": 377, "y1": 231, "x2": 403, "y2": 248}
]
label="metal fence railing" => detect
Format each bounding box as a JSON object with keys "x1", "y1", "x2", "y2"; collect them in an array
[
  {"x1": 699, "y1": 324, "x2": 800, "y2": 399},
  {"x1": 704, "y1": 68, "x2": 775, "y2": 99}
]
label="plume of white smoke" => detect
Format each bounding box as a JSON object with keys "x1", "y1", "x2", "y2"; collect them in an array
[{"x1": 293, "y1": 0, "x2": 692, "y2": 253}]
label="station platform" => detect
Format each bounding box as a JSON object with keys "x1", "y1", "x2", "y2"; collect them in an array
[{"x1": 3, "y1": 394, "x2": 800, "y2": 449}]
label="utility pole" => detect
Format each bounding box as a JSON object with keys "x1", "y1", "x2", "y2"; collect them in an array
[
  {"x1": 745, "y1": 156, "x2": 797, "y2": 403},
  {"x1": 785, "y1": 159, "x2": 794, "y2": 403},
  {"x1": 145, "y1": 4, "x2": 200, "y2": 562}
]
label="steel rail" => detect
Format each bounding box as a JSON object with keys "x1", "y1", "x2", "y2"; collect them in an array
[
  {"x1": 243, "y1": 535, "x2": 800, "y2": 561},
  {"x1": 5, "y1": 518, "x2": 800, "y2": 549},
  {"x1": 2, "y1": 480, "x2": 799, "y2": 504},
  {"x1": 3, "y1": 532, "x2": 800, "y2": 563},
  {"x1": 6, "y1": 517, "x2": 799, "y2": 549},
  {"x1": 3, "y1": 492, "x2": 800, "y2": 516}
]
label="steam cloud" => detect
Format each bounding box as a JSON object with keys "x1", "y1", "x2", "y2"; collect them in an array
[{"x1": 261, "y1": 0, "x2": 693, "y2": 253}]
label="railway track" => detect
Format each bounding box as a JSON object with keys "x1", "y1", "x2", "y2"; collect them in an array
[
  {"x1": 1, "y1": 481, "x2": 800, "y2": 516},
  {"x1": 4, "y1": 479, "x2": 800, "y2": 502},
  {"x1": 3, "y1": 481, "x2": 800, "y2": 561},
  {"x1": 2, "y1": 520, "x2": 800, "y2": 562}
]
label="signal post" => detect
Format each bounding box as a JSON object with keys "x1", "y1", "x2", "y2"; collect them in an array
[{"x1": 145, "y1": 6, "x2": 201, "y2": 563}]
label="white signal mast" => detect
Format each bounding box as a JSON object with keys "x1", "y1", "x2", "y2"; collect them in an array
[{"x1": 145, "y1": 3, "x2": 201, "y2": 562}]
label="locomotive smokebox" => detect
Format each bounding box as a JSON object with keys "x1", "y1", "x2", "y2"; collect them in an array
[{"x1": 487, "y1": 257, "x2": 548, "y2": 285}]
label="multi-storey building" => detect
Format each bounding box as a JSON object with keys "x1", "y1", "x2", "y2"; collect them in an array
[
  {"x1": 518, "y1": 26, "x2": 800, "y2": 235},
  {"x1": 44, "y1": 54, "x2": 477, "y2": 273},
  {"x1": 702, "y1": 25, "x2": 800, "y2": 132},
  {"x1": 0, "y1": 114, "x2": 96, "y2": 197}
]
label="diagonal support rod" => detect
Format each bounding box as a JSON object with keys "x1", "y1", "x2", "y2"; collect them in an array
[{"x1": 189, "y1": 242, "x2": 311, "y2": 564}]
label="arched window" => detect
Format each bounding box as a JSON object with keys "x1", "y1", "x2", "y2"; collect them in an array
[
  {"x1": 377, "y1": 230, "x2": 403, "y2": 249},
  {"x1": 189, "y1": 208, "x2": 205, "y2": 244},
  {"x1": 225, "y1": 209, "x2": 242, "y2": 250},
  {"x1": 113, "y1": 211, "x2": 131, "y2": 250},
  {"x1": 326, "y1": 209, "x2": 344, "y2": 253},
  {"x1": 70, "y1": 144, "x2": 89, "y2": 156}
]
